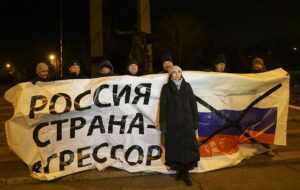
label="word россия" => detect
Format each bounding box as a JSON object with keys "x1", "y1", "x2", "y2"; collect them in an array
[{"x1": 29, "y1": 83, "x2": 152, "y2": 119}]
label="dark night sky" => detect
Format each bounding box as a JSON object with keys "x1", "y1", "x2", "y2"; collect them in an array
[
  {"x1": 0, "y1": 0, "x2": 90, "y2": 76},
  {"x1": 1, "y1": 0, "x2": 300, "y2": 77},
  {"x1": 151, "y1": 0, "x2": 300, "y2": 45}
]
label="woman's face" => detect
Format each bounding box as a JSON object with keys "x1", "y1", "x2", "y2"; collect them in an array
[{"x1": 171, "y1": 70, "x2": 182, "y2": 81}]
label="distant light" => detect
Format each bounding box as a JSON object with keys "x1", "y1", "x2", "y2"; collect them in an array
[
  {"x1": 5, "y1": 63, "x2": 11, "y2": 69},
  {"x1": 49, "y1": 54, "x2": 56, "y2": 60},
  {"x1": 293, "y1": 47, "x2": 297, "y2": 51}
]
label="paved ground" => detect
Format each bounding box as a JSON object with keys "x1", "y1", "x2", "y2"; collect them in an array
[{"x1": 1, "y1": 160, "x2": 300, "y2": 189}]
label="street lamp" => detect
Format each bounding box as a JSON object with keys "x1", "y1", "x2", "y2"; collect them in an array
[
  {"x1": 49, "y1": 54, "x2": 56, "y2": 61},
  {"x1": 4, "y1": 62, "x2": 15, "y2": 75},
  {"x1": 5, "y1": 63, "x2": 11, "y2": 69},
  {"x1": 49, "y1": 54, "x2": 57, "y2": 68},
  {"x1": 49, "y1": 54, "x2": 59, "y2": 79}
]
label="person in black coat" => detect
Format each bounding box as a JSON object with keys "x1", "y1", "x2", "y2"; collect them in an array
[
  {"x1": 64, "y1": 60, "x2": 88, "y2": 79},
  {"x1": 212, "y1": 54, "x2": 227, "y2": 72},
  {"x1": 97, "y1": 60, "x2": 116, "y2": 77},
  {"x1": 125, "y1": 58, "x2": 143, "y2": 76},
  {"x1": 252, "y1": 57, "x2": 266, "y2": 73},
  {"x1": 158, "y1": 53, "x2": 174, "y2": 73},
  {"x1": 159, "y1": 65, "x2": 199, "y2": 186},
  {"x1": 30, "y1": 62, "x2": 51, "y2": 84}
]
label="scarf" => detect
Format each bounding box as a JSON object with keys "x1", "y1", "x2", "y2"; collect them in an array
[{"x1": 171, "y1": 78, "x2": 183, "y2": 90}]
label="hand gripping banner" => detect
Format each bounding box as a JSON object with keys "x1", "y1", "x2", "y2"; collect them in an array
[{"x1": 4, "y1": 68, "x2": 289, "y2": 180}]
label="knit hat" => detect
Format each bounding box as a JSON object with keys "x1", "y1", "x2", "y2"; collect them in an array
[
  {"x1": 212, "y1": 54, "x2": 227, "y2": 65},
  {"x1": 126, "y1": 58, "x2": 138, "y2": 67},
  {"x1": 68, "y1": 60, "x2": 80, "y2": 68},
  {"x1": 252, "y1": 57, "x2": 264, "y2": 65},
  {"x1": 168, "y1": 65, "x2": 182, "y2": 76},
  {"x1": 36, "y1": 62, "x2": 48, "y2": 74},
  {"x1": 160, "y1": 53, "x2": 174, "y2": 64}
]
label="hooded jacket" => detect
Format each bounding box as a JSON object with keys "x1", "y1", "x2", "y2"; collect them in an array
[{"x1": 97, "y1": 60, "x2": 115, "y2": 77}]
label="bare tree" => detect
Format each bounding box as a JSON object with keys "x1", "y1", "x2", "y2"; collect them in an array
[{"x1": 153, "y1": 13, "x2": 206, "y2": 69}]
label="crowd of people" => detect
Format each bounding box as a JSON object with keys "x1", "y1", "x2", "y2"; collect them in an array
[{"x1": 31, "y1": 53, "x2": 268, "y2": 83}]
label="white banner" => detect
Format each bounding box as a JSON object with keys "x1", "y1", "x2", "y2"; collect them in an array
[{"x1": 4, "y1": 68, "x2": 289, "y2": 180}]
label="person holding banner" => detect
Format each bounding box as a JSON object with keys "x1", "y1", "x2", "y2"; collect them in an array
[
  {"x1": 212, "y1": 54, "x2": 227, "y2": 72},
  {"x1": 30, "y1": 62, "x2": 50, "y2": 84},
  {"x1": 64, "y1": 60, "x2": 88, "y2": 79},
  {"x1": 159, "y1": 65, "x2": 199, "y2": 186},
  {"x1": 97, "y1": 59, "x2": 116, "y2": 77},
  {"x1": 159, "y1": 53, "x2": 174, "y2": 73},
  {"x1": 252, "y1": 57, "x2": 266, "y2": 73},
  {"x1": 125, "y1": 58, "x2": 142, "y2": 76}
]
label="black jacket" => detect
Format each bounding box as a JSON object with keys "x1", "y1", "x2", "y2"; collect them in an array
[
  {"x1": 30, "y1": 76, "x2": 51, "y2": 84},
  {"x1": 64, "y1": 72, "x2": 88, "y2": 79},
  {"x1": 159, "y1": 77, "x2": 200, "y2": 166}
]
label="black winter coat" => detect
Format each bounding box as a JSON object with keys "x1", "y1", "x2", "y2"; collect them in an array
[
  {"x1": 160, "y1": 77, "x2": 200, "y2": 166},
  {"x1": 64, "y1": 72, "x2": 88, "y2": 79},
  {"x1": 30, "y1": 76, "x2": 51, "y2": 84}
]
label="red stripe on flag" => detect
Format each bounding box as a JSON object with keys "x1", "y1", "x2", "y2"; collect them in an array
[{"x1": 199, "y1": 135, "x2": 239, "y2": 157}]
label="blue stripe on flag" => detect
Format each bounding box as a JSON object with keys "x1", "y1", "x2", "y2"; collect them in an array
[{"x1": 198, "y1": 107, "x2": 277, "y2": 137}]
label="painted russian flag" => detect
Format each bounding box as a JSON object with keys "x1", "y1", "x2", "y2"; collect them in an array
[
  {"x1": 198, "y1": 107, "x2": 277, "y2": 157},
  {"x1": 186, "y1": 68, "x2": 289, "y2": 161}
]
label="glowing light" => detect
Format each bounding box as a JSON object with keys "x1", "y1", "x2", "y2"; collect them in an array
[
  {"x1": 5, "y1": 63, "x2": 11, "y2": 69},
  {"x1": 49, "y1": 54, "x2": 56, "y2": 60}
]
